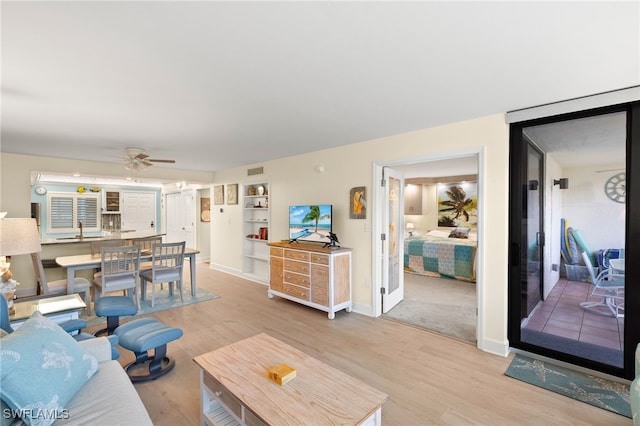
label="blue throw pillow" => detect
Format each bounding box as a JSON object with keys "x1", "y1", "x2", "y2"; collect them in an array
[{"x1": 0, "y1": 312, "x2": 98, "y2": 426}]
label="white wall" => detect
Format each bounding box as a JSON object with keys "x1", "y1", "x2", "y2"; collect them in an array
[
  {"x1": 197, "y1": 188, "x2": 211, "y2": 262},
  {"x1": 562, "y1": 164, "x2": 626, "y2": 251},
  {"x1": 545, "y1": 154, "x2": 564, "y2": 298}
]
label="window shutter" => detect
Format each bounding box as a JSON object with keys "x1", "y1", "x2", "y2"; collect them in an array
[
  {"x1": 50, "y1": 196, "x2": 74, "y2": 229},
  {"x1": 77, "y1": 196, "x2": 98, "y2": 228}
]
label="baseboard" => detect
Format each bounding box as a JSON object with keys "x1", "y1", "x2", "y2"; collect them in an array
[
  {"x1": 208, "y1": 263, "x2": 242, "y2": 277},
  {"x1": 478, "y1": 336, "x2": 510, "y2": 357},
  {"x1": 351, "y1": 302, "x2": 374, "y2": 317}
]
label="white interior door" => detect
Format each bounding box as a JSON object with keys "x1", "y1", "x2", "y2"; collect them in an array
[
  {"x1": 121, "y1": 192, "x2": 157, "y2": 232},
  {"x1": 382, "y1": 167, "x2": 404, "y2": 313},
  {"x1": 165, "y1": 190, "x2": 195, "y2": 248}
]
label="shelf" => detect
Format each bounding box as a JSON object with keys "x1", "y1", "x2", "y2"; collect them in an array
[
  {"x1": 245, "y1": 238, "x2": 268, "y2": 243},
  {"x1": 203, "y1": 399, "x2": 241, "y2": 426},
  {"x1": 243, "y1": 182, "x2": 270, "y2": 284}
]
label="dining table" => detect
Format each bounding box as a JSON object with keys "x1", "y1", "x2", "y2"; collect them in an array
[{"x1": 55, "y1": 247, "x2": 200, "y2": 297}]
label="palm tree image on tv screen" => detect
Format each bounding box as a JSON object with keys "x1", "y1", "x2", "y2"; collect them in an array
[
  {"x1": 289, "y1": 205, "x2": 332, "y2": 243},
  {"x1": 437, "y1": 183, "x2": 477, "y2": 228}
]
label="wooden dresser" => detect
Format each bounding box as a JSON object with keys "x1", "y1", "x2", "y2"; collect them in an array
[{"x1": 267, "y1": 241, "x2": 352, "y2": 319}]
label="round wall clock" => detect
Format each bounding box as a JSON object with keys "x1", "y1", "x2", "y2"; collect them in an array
[
  {"x1": 604, "y1": 172, "x2": 625, "y2": 203},
  {"x1": 34, "y1": 186, "x2": 47, "y2": 195}
]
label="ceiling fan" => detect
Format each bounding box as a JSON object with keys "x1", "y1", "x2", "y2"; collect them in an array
[{"x1": 124, "y1": 147, "x2": 175, "y2": 172}]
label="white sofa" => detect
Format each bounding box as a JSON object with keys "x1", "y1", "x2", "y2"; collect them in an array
[{"x1": 1, "y1": 327, "x2": 152, "y2": 425}]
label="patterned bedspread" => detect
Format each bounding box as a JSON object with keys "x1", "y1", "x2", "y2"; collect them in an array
[{"x1": 404, "y1": 236, "x2": 477, "y2": 282}]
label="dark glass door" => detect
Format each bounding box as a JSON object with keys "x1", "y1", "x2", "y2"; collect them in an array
[
  {"x1": 509, "y1": 103, "x2": 640, "y2": 379},
  {"x1": 522, "y1": 143, "x2": 543, "y2": 318}
]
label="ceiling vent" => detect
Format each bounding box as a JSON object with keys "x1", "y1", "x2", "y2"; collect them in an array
[{"x1": 247, "y1": 166, "x2": 264, "y2": 176}]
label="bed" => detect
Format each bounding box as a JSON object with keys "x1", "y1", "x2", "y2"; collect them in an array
[{"x1": 404, "y1": 229, "x2": 477, "y2": 282}]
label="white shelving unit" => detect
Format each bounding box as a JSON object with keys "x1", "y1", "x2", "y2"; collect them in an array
[{"x1": 242, "y1": 183, "x2": 269, "y2": 283}]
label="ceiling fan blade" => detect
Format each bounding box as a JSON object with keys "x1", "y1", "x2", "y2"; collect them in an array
[
  {"x1": 135, "y1": 153, "x2": 149, "y2": 160},
  {"x1": 148, "y1": 159, "x2": 176, "y2": 163},
  {"x1": 142, "y1": 160, "x2": 154, "y2": 167}
]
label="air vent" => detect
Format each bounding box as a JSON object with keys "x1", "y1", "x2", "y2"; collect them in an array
[{"x1": 247, "y1": 166, "x2": 264, "y2": 176}]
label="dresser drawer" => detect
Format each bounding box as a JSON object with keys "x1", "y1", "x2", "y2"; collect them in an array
[
  {"x1": 203, "y1": 373, "x2": 242, "y2": 419},
  {"x1": 270, "y1": 247, "x2": 283, "y2": 257},
  {"x1": 284, "y1": 249, "x2": 310, "y2": 262},
  {"x1": 284, "y1": 272, "x2": 310, "y2": 287},
  {"x1": 311, "y1": 280, "x2": 329, "y2": 306},
  {"x1": 283, "y1": 283, "x2": 310, "y2": 300},
  {"x1": 310, "y1": 253, "x2": 329, "y2": 265},
  {"x1": 284, "y1": 259, "x2": 309, "y2": 275},
  {"x1": 310, "y1": 264, "x2": 328, "y2": 284}
]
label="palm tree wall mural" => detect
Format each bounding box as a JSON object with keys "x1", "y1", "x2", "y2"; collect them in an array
[{"x1": 437, "y1": 182, "x2": 478, "y2": 228}]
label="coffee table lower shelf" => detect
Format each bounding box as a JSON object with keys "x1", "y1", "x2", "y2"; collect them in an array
[{"x1": 203, "y1": 399, "x2": 240, "y2": 426}]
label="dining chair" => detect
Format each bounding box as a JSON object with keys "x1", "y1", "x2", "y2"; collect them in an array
[
  {"x1": 139, "y1": 242, "x2": 185, "y2": 308},
  {"x1": 91, "y1": 238, "x2": 130, "y2": 278},
  {"x1": 133, "y1": 236, "x2": 163, "y2": 272},
  {"x1": 579, "y1": 251, "x2": 625, "y2": 318},
  {"x1": 93, "y1": 244, "x2": 141, "y2": 309},
  {"x1": 31, "y1": 252, "x2": 93, "y2": 315}
]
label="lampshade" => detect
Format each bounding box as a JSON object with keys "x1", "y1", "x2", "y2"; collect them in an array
[
  {"x1": 406, "y1": 223, "x2": 415, "y2": 231},
  {"x1": 0, "y1": 218, "x2": 42, "y2": 255}
]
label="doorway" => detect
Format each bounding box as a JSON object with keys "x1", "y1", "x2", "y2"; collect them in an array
[
  {"x1": 165, "y1": 189, "x2": 196, "y2": 248},
  {"x1": 374, "y1": 153, "x2": 481, "y2": 344},
  {"x1": 508, "y1": 103, "x2": 640, "y2": 379}
]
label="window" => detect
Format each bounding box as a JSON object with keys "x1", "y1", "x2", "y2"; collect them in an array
[{"x1": 47, "y1": 192, "x2": 100, "y2": 233}]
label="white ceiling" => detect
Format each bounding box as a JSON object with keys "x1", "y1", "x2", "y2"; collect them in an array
[{"x1": 2, "y1": 1, "x2": 639, "y2": 173}]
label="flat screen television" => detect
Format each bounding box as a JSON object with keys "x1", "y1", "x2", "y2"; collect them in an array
[{"x1": 289, "y1": 205, "x2": 332, "y2": 243}]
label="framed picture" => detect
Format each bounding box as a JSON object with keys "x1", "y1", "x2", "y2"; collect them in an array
[
  {"x1": 350, "y1": 186, "x2": 366, "y2": 219},
  {"x1": 200, "y1": 197, "x2": 211, "y2": 222},
  {"x1": 437, "y1": 182, "x2": 478, "y2": 228},
  {"x1": 227, "y1": 184, "x2": 238, "y2": 205},
  {"x1": 213, "y1": 185, "x2": 224, "y2": 205}
]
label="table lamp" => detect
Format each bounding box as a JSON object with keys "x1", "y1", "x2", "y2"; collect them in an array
[
  {"x1": 0, "y1": 218, "x2": 42, "y2": 313},
  {"x1": 406, "y1": 222, "x2": 415, "y2": 237}
]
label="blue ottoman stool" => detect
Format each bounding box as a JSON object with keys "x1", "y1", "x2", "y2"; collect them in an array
[
  {"x1": 94, "y1": 295, "x2": 138, "y2": 337},
  {"x1": 114, "y1": 317, "x2": 183, "y2": 382}
]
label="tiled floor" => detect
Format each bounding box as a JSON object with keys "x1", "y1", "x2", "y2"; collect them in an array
[{"x1": 523, "y1": 278, "x2": 624, "y2": 350}]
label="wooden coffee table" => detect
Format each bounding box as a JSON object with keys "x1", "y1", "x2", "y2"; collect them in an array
[
  {"x1": 194, "y1": 333, "x2": 389, "y2": 425},
  {"x1": 10, "y1": 293, "x2": 86, "y2": 329}
]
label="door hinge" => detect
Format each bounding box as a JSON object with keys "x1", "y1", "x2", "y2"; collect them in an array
[{"x1": 380, "y1": 287, "x2": 386, "y2": 294}]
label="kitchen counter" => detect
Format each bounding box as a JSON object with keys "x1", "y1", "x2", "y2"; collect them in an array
[{"x1": 41, "y1": 231, "x2": 165, "y2": 245}]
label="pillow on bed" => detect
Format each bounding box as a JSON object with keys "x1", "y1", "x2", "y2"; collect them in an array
[
  {"x1": 426, "y1": 230, "x2": 451, "y2": 239},
  {"x1": 449, "y1": 228, "x2": 471, "y2": 239}
]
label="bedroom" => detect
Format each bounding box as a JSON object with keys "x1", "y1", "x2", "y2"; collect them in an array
[{"x1": 384, "y1": 155, "x2": 479, "y2": 343}]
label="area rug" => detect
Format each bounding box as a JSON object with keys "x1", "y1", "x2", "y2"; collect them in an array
[
  {"x1": 505, "y1": 354, "x2": 630, "y2": 418},
  {"x1": 82, "y1": 287, "x2": 219, "y2": 328},
  {"x1": 383, "y1": 273, "x2": 476, "y2": 342}
]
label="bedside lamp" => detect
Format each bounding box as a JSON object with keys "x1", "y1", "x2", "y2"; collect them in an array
[
  {"x1": 406, "y1": 222, "x2": 415, "y2": 237},
  {"x1": 0, "y1": 218, "x2": 42, "y2": 313}
]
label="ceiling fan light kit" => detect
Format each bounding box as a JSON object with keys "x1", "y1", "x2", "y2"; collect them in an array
[{"x1": 124, "y1": 147, "x2": 175, "y2": 172}]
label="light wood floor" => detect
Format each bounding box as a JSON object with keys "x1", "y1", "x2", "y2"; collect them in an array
[{"x1": 87, "y1": 263, "x2": 630, "y2": 425}]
